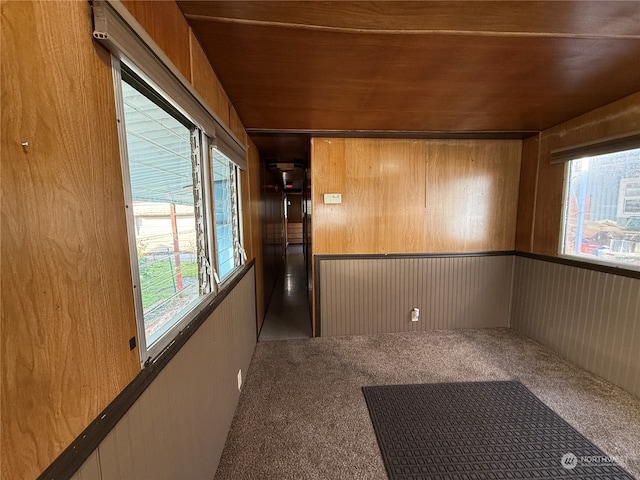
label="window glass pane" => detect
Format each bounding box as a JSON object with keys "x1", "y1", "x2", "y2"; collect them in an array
[
  {"x1": 562, "y1": 147, "x2": 640, "y2": 269},
  {"x1": 212, "y1": 149, "x2": 238, "y2": 280},
  {"x1": 122, "y1": 79, "x2": 201, "y2": 347}
]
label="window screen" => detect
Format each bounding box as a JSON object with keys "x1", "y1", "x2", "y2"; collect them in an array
[
  {"x1": 211, "y1": 148, "x2": 241, "y2": 281},
  {"x1": 121, "y1": 71, "x2": 205, "y2": 348}
]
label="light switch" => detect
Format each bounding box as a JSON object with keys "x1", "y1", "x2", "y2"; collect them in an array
[{"x1": 323, "y1": 193, "x2": 342, "y2": 204}]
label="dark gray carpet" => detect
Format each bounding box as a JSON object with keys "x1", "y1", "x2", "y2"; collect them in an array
[
  {"x1": 363, "y1": 381, "x2": 634, "y2": 480},
  {"x1": 214, "y1": 329, "x2": 640, "y2": 479}
]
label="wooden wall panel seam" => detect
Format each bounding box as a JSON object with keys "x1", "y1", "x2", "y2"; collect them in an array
[{"x1": 530, "y1": 132, "x2": 541, "y2": 252}]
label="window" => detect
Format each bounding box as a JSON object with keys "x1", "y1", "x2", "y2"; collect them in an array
[
  {"x1": 116, "y1": 64, "x2": 244, "y2": 362},
  {"x1": 120, "y1": 68, "x2": 209, "y2": 352},
  {"x1": 211, "y1": 148, "x2": 241, "y2": 281},
  {"x1": 561, "y1": 146, "x2": 640, "y2": 270},
  {"x1": 92, "y1": 1, "x2": 247, "y2": 363}
]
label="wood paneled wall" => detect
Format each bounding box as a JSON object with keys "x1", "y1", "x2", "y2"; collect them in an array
[
  {"x1": 1, "y1": 3, "x2": 140, "y2": 479},
  {"x1": 311, "y1": 138, "x2": 522, "y2": 254},
  {"x1": 121, "y1": 0, "x2": 192, "y2": 81},
  {"x1": 1, "y1": 1, "x2": 261, "y2": 478},
  {"x1": 514, "y1": 135, "x2": 539, "y2": 251},
  {"x1": 188, "y1": 30, "x2": 247, "y2": 143},
  {"x1": 517, "y1": 91, "x2": 640, "y2": 255},
  {"x1": 247, "y1": 140, "x2": 266, "y2": 327},
  {"x1": 305, "y1": 166, "x2": 313, "y2": 306},
  {"x1": 287, "y1": 193, "x2": 303, "y2": 223}
]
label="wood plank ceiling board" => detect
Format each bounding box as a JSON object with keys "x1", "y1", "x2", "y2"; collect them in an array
[
  {"x1": 178, "y1": 1, "x2": 640, "y2": 37},
  {"x1": 177, "y1": 1, "x2": 640, "y2": 135}
]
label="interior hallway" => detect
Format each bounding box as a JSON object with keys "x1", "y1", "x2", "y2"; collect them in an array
[
  {"x1": 215, "y1": 328, "x2": 640, "y2": 479},
  {"x1": 258, "y1": 244, "x2": 312, "y2": 341}
]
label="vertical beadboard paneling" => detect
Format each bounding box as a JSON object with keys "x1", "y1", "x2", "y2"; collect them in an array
[
  {"x1": 70, "y1": 450, "x2": 102, "y2": 480},
  {"x1": 70, "y1": 268, "x2": 256, "y2": 479},
  {"x1": 618, "y1": 283, "x2": 640, "y2": 389},
  {"x1": 319, "y1": 255, "x2": 514, "y2": 337},
  {"x1": 98, "y1": 416, "x2": 133, "y2": 479},
  {"x1": 512, "y1": 257, "x2": 640, "y2": 397}
]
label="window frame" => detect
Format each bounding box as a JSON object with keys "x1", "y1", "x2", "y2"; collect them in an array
[
  {"x1": 558, "y1": 147, "x2": 640, "y2": 274},
  {"x1": 210, "y1": 148, "x2": 243, "y2": 284},
  {"x1": 113, "y1": 58, "x2": 245, "y2": 364}
]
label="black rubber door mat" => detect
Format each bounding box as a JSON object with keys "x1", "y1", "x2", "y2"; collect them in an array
[{"x1": 362, "y1": 381, "x2": 634, "y2": 480}]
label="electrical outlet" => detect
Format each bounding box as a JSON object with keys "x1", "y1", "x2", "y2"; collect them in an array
[
  {"x1": 411, "y1": 307, "x2": 420, "y2": 322},
  {"x1": 237, "y1": 369, "x2": 242, "y2": 391}
]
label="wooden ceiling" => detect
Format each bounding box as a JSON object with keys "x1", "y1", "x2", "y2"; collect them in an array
[{"x1": 177, "y1": 1, "x2": 640, "y2": 159}]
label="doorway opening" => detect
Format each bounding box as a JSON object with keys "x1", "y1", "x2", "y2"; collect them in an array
[{"x1": 258, "y1": 163, "x2": 312, "y2": 341}]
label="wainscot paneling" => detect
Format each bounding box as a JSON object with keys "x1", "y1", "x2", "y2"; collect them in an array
[
  {"x1": 69, "y1": 267, "x2": 256, "y2": 479},
  {"x1": 512, "y1": 256, "x2": 640, "y2": 398},
  {"x1": 69, "y1": 451, "x2": 101, "y2": 480},
  {"x1": 317, "y1": 254, "x2": 514, "y2": 337}
]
